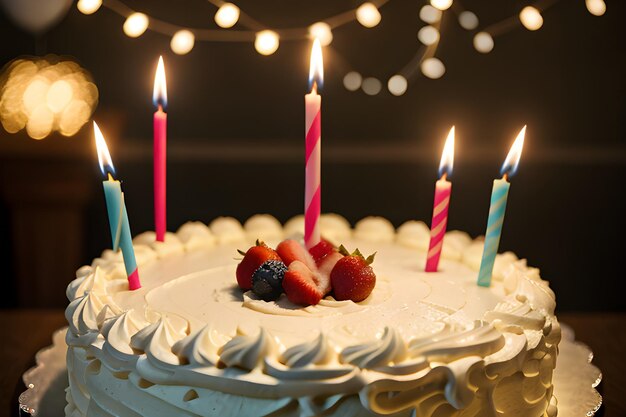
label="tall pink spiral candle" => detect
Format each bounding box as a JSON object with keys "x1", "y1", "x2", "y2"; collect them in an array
[
  {"x1": 153, "y1": 56, "x2": 168, "y2": 242},
  {"x1": 425, "y1": 126, "x2": 455, "y2": 272},
  {"x1": 304, "y1": 39, "x2": 323, "y2": 249}
]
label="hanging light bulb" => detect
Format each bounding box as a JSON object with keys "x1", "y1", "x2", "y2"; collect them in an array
[
  {"x1": 421, "y1": 58, "x2": 445, "y2": 79},
  {"x1": 458, "y1": 11, "x2": 479, "y2": 30},
  {"x1": 473, "y1": 32, "x2": 494, "y2": 53},
  {"x1": 171, "y1": 30, "x2": 195, "y2": 55},
  {"x1": 430, "y1": 0, "x2": 453, "y2": 11},
  {"x1": 362, "y1": 77, "x2": 382, "y2": 95},
  {"x1": 123, "y1": 12, "x2": 149, "y2": 38},
  {"x1": 77, "y1": 0, "x2": 102, "y2": 15},
  {"x1": 215, "y1": 3, "x2": 240, "y2": 28},
  {"x1": 343, "y1": 72, "x2": 362, "y2": 91},
  {"x1": 356, "y1": 3, "x2": 381, "y2": 28},
  {"x1": 387, "y1": 75, "x2": 408, "y2": 96},
  {"x1": 419, "y1": 5, "x2": 442, "y2": 24},
  {"x1": 255, "y1": 30, "x2": 279, "y2": 55},
  {"x1": 308, "y1": 22, "x2": 333, "y2": 46},
  {"x1": 519, "y1": 6, "x2": 543, "y2": 31},
  {"x1": 418, "y1": 26, "x2": 440, "y2": 45},
  {"x1": 585, "y1": 0, "x2": 606, "y2": 16}
]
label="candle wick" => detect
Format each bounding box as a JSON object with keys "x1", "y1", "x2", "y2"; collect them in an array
[
  {"x1": 107, "y1": 172, "x2": 114, "y2": 181},
  {"x1": 502, "y1": 172, "x2": 509, "y2": 181},
  {"x1": 311, "y1": 81, "x2": 317, "y2": 94},
  {"x1": 158, "y1": 103, "x2": 163, "y2": 112},
  {"x1": 441, "y1": 172, "x2": 447, "y2": 181}
]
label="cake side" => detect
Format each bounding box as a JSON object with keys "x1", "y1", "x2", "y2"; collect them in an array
[{"x1": 64, "y1": 215, "x2": 560, "y2": 417}]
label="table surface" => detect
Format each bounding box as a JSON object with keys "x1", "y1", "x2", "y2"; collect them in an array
[{"x1": 0, "y1": 310, "x2": 624, "y2": 417}]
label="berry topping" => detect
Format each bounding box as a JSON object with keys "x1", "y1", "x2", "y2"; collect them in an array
[
  {"x1": 236, "y1": 240, "x2": 281, "y2": 290},
  {"x1": 330, "y1": 246, "x2": 376, "y2": 302},
  {"x1": 316, "y1": 251, "x2": 343, "y2": 295},
  {"x1": 251, "y1": 260, "x2": 287, "y2": 301},
  {"x1": 308, "y1": 239, "x2": 336, "y2": 264},
  {"x1": 282, "y1": 261, "x2": 323, "y2": 306},
  {"x1": 276, "y1": 239, "x2": 316, "y2": 270}
]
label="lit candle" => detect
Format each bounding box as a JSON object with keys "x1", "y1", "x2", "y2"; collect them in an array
[
  {"x1": 94, "y1": 122, "x2": 141, "y2": 290},
  {"x1": 304, "y1": 39, "x2": 323, "y2": 249},
  {"x1": 153, "y1": 56, "x2": 168, "y2": 242},
  {"x1": 477, "y1": 126, "x2": 526, "y2": 287},
  {"x1": 425, "y1": 126, "x2": 455, "y2": 272}
]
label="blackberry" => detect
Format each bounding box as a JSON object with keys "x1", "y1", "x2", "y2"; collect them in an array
[{"x1": 251, "y1": 260, "x2": 287, "y2": 301}]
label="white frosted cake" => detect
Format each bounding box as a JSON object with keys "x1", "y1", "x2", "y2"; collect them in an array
[{"x1": 64, "y1": 214, "x2": 560, "y2": 417}]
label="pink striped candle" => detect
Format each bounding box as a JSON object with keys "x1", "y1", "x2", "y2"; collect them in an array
[
  {"x1": 304, "y1": 39, "x2": 323, "y2": 249},
  {"x1": 425, "y1": 126, "x2": 455, "y2": 272},
  {"x1": 153, "y1": 56, "x2": 167, "y2": 242}
]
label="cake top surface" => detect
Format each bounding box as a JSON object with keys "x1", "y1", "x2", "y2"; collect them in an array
[{"x1": 65, "y1": 214, "x2": 560, "y2": 414}]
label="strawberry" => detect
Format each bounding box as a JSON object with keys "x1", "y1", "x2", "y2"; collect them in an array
[
  {"x1": 330, "y1": 246, "x2": 376, "y2": 302},
  {"x1": 276, "y1": 239, "x2": 316, "y2": 270},
  {"x1": 316, "y1": 251, "x2": 343, "y2": 295},
  {"x1": 236, "y1": 240, "x2": 281, "y2": 290},
  {"x1": 308, "y1": 239, "x2": 336, "y2": 264},
  {"x1": 282, "y1": 261, "x2": 323, "y2": 306}
]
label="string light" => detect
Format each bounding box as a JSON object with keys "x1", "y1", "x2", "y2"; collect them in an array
[
  {"x1": 308, "y1": 22, "x2": 333, "y2": 46},
  {"x1": 387, "y1": 75, "x2": 407, "y2": 96},
  {"x1": 123, "y1": 12, "x2": 149, "y2": 38},
  {"x1": 361, "y1": 77, "x2": 382, "y2": 95},
  {"x1": 77, "y1": 0, "x2": 102, "y2": 15},
  {"x1": 72, "y1": 0, "x2": 594, "y2": 98},
  {"x1": 458, "y1": 11, "x2": 479, "y2": 30},
  {"x1": 171, "y1": 30, "x2": 195, "y2": 54},
  {"x1": 255, "y1": 30, "x2": 279, "y2": 55},
  {"x1": 343, "y1": 71, "x2": 362, "y2": 91},
  {"x1": 430, "y1": 0, "x2": 453, "y2": 12},
  {"x1": 418, "y1": 26, "x2": 440, "y2": 45},
  {"x1": 215, "y1": 3, "x2": 240, "y2": 28},
  {"x1": 519, "y1": 6, "x2": 543, "y2": 31},
  {"x1": 473, "y1": 31, "x2": 494, "y2": 53},
  {"x1": 356, "y1": 3, "x2": 381, "y2": 28},
  {"x1": 585, "y1": 0, "x2": 606, "y2": 16},
  {"x1": 419, "y1": 5, "x2": 442, "y2": 24},
  {"x1": 421, "y1": 57, "x2": 445, "y2": 79}
]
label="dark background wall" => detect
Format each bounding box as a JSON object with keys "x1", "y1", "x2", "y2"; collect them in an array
[{"x1": 1, "y1": 0, "x2": 625, "y2": 311}]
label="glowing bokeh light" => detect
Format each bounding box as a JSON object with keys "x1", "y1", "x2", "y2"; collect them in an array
[
  {"x1": 356, "y1": 3, "x2": 381, "y2": 28},
  {"x1": 387, "y1": 75, "x2": 408, "y2": 96},
  {"x1": 215, "y1": 3, "x2": 240, "y2": 28},
  {"x1": 343, "y1": 71, "x2": 362, "y2": 91},
  {"x1": 519, "y1": 6, "x2": 543, "y2": 31},
  {"x1": 123, "y1": 12, "x2": 149, "y2": 37},
  {"x1": 254, "y1": 30, "x2": 279, "y2": 55},
  {"x1": 308, "y1": 22, "x2": 333, "y2": 46},
  {"x1": 0, "y1": 56, "x2": 98, "y2": 140},
  {"x1": 171, "y1": 30, "x2": 195, "y2": 55}
]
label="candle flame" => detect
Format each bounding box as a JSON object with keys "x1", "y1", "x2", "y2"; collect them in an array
[
  {"x1": 500, "y1": 125, "x2": 526, "y2": 177},
  {"x1": 94, "y1": 121, "x2": 115, "y2": 176},
  {"x1": 153, "y1": 56, "x2": 168, "y2": 108},
  {"x1": 308, "y1": 38, "x2": 324, "y2": 92},
  {"x1": 438, "y1": 126, "x2": 455, "y2": 177}
]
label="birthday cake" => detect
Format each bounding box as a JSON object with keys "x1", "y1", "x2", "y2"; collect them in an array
[{"x1": 64, "y1": 214, "x2": 560, "y2": 417}]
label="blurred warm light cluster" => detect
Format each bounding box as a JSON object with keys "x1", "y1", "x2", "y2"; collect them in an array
[{"x1": 0, "y1": 56, "x2": 98, "y2": 140}]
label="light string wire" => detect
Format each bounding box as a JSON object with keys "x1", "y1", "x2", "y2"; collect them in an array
[{"x1": 85, "y1": 0, "x2": 603, "y2": 95}]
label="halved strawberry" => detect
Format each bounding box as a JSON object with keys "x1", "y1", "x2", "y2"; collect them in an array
[
  {"x1": 308, "y1": 239, "x2": 336, "y2": 264},
  {"x1": 315, "y1": 251, "x2": 343, "y2": 295},
  {"x1": 276, "y1": 239, "x2": 316, "y2": 270},
  {"x1": 236, "y1": 241, "x2": 281, "y2": 290},
  {"x1": 282, "y1": 261, "x2": 323, "y2": 306},
  {"x1": 330, "y1": 247, "x2": 376, "y2": 302}
]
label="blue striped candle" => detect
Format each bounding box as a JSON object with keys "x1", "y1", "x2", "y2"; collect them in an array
[
  {"x1": 102, "y1": 176, "x2": 140, "y2": 290},
  {"x1": 94, "y1": 122, "x2": 141, "y2": 290},
  {"x1": 477, "y1": 177, "x2": 510, "y2": 286},
  {"x1": 477, "y1": 126, "x2": 526, "y2": 287}
]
